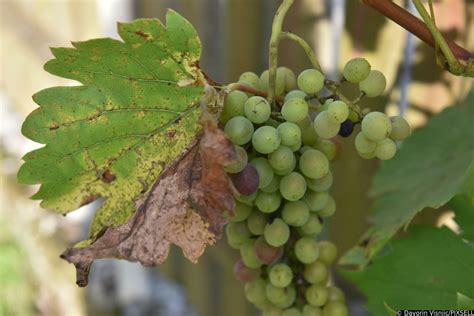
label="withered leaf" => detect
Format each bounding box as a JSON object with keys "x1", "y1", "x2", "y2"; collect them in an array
[{"x1": 61, "y1": 118, "x2": 237, "y2": 287}]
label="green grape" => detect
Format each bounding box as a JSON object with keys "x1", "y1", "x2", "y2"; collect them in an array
[
  {"x1": 327, "y1": 286, "x2": 346, "y2": 303},
  {"x1": 269, "y1": 263, "x2": 293, "y2": 288},
  {"x1": 375, "y1": 138, "x2": 397, "y2": 160},
  {"x1": 284, "y1": 89, "x2": 307, "y2": 102},
  {"x1": 227, "y1": 235, "x2": 244, "y2": 249},
  {"x1": 314, "y1": 111, "x2": 340, "y2": 139},
  {"x1": 263, "y1": 306, "x2": 284, "y2": 316},
  {"x1": 318, "y1": 195, "x2": 336, "y2": 217},
  {"x1": 348, "y1": 110, "x2": 359, "y2": 123},
  {"x1": 297, "y1": 69, "x2": 325, "y2": 94},
  {"x1": 389, "y1": 116, "x2": 411, "y2": 140},
  {"x1": 244, "y1": 96, "x2": 271, "y2": 124},
  {"x1": 245, "y1": 278, "x2": 268, "y2": 305},
  {"x1": 265, "y1": 283, "x2": 286, "y2": 305},
  {"x1": 298, "y1": 214, "x2": 323, "y2": 236},
  {"x1": 322, "y1": 302, "x2": 348, "y2": 316},
  {"x1": 303, "y1": 260, "x2": 328, "y2": 284},
  {"x1": 282, "y1": 200, "x2": 310, "y2": 227},
  {"x1": 361, "y1": 111, "x2": 392, "y2": 141},
  {"x1": 279, "y1": 66, "x2": 297, "y2": 91},
  {"x1": 343, "y1": 57, "x2": 371, "y2": 83},
  {"x1": 283, "y1": 308, "x2": 302, "y2": 316},
  {"x1": 240, "y1": 239, "x2": 263, "y2": 268},
  {"x1": 303, "y1": 305, "x2": 323, "y2": 316},
  {"x1": 247, "y1": 211, "x2": 267, "y2": 235},
  {"x1": 318, "y1": 241, "x2": 338, "y2": 265},
  {"x1": 230, "y1": 201, "x2": 253, "y2": 222},
  {"x1": 295, "y1": 237, "x2": 320, "y2": 264},
  {"x1": 277, "y1": 122, "x2": 302, "y2": 147},
  {"x1": 282, "y1": 98, "x2": 309, "y2": 123},
  {"x1": 256, "y1": 191, "x2": 282, "y2": 213},
  {"x1": 274, "y1": 157, "x2": 297, "y2": 176},
  {"x1": 354, "y1": 132, "x2": 376, "y2": 154},
  {"x1": 236, "y1": 191, "x2": 257, "y2": 205},
  {"x1": 250, "y1": 157, "x2": 274, "y2": 189},
  {"x1": 275, "y1": 286, "x2": 297, "y2": 309},
  {"x1": 224, "y1": 145, "x2": 248, "y2": 173},
  {"x1": 305, "y1": 285, "x2": 328, "y2": 307},
  {"x1": 239, "y1": 71, "x2": 260, "y2": 89},
  {"x1": 224, "y1": 116, "x2": 254, "y2": 145},
  {"x1": 220, "y1": 90, "x2": 248, "y2": 123},
  {"x1": 359, "y1": 70, "x2": 386, "y2": 97},
  {"x1": 226, "y1": 221, "x2": 251, "y2": 245},
  {"x1": 261, "y1": 175, "x2": 281, "y2": 193},
  {"x1": 318, "y1": 98, "x2": 333, "y2": 113},
  {"x1": 253, "y1": 126, "x2": 281, "y2": 154},
  {"x1": 358, "y1": 150, "x2": 375, "y2": 159},
  {"x1": 301, "y1": 123, "x2": 319, "y2": 146},
  {"x1": 280, "y1": 172, "x2": 307, "y2": 201},
  {"x1": 305, "y1": 172, "x2": 333, "y2": 192},
  {"x1": 290, "y1": 140, "x2": 302, "y2": 152},
  {"x1": 269, "y1": 146, "x2": 296, "y2": 171},
  {"x1": 327, "y1": 100, "x2": 349, "y2": 124},
  {"x1": 264, "y1": 218, "x2": 290, "y2": 247},
  {"x1": 299, "y1": 149, "x2": 329, "y2": 179},
  {"x1": 260, "y1": 69, "x2": 285, "y2": 96},
  {"x1": 303, "y1": 191, "x2": 329, "y2": 212},
  {"x1": 313, "y1": 138, "x2": 337, "y2": 161}
]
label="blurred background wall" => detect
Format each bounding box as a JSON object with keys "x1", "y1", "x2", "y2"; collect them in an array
[{"x1": 1, "y1": 1, "x2": 472, "y2": 316}]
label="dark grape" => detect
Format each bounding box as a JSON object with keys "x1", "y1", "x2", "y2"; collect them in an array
[
  {"x1": 234, "y1": 258, "x2": 260, "y2": 281},
  {"x1": 255, "y1": 236, "x2": 283, "y2": 264},
  {"x1": 338, "y1": 119, "x2": 354, "y2": 138},
  {"x1": 230, "y1": 164, "x2": 259, "y2": 195}
]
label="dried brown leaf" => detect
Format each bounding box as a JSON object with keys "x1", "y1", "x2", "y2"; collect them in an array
[{"x1": 61, "y1": 118, "x2": 236, "y2": 286}]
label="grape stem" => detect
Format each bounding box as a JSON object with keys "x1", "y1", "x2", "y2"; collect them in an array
[
  {"x1": 279, "y1": 31, "x2": 322, "y2": 72},
  {"x1": 267, "y1": 0, "x2": 295, "y2": 104},
  {"x1": 225, "y1": 82, "x2": 284, "y2": 102}
]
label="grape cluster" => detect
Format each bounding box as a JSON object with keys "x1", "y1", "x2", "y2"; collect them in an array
[{"x1": 221, "y1": 59, "x2": 410, "y2": 316}]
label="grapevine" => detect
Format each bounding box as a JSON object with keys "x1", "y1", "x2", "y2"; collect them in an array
[{"x1": 221, "y1": 0, "x2": 411, "y2": 315}]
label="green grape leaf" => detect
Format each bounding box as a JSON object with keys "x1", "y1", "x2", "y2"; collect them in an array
[
  {"x1": 18, "y1": 11, "x2": 207, "y2": 237},
  {"x1": 451, "y1": 163, "x2": 474, "y2": 241},
  {"x1": 342, "y1": 226, "x2": 474, "y2": 314},
  {"x1": 341, "y1": 90, "x2": 474, "y2": 266}
]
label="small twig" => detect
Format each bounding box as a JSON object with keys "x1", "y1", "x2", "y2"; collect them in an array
[
  {"x1": 279, "y1": 31, "x2": 322, "y2": 72},
  {"x1": 225, "y1": 82, "x2": 284, "y2": 103}
]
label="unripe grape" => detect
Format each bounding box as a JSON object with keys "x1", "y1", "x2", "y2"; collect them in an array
[
  {"x1": 224, "y1": 116, "x2": 254, "y2": 145},
  {"x1": 274, "y1": 158, "x2": 297, "y2": 176},
  {"x1": 318, "y1": 98, "x2": 333, "y2": 112},
  {"x1": 299, "y1": 149, "x2": 329, "y2": 179},
  {"x1": 295, "y1": 237, "x2": 320, "y2": 264},
  {"x1": 303, "y1": 305, "x2": 323, "y2": 316},
  {"x1": 359, "y1": 70, "x2": 386, "y2": 97},
  {"x1": 354, "y1": 132, "x2": 376, "y2": 154},
  {"x1": 250, "y1": 157, "x2": 274, "y2": 189},
  {"x1": 280, "y1": 172, "x2": 307, "y2": 201},
  {"x1": 244, "y1": 96, "x2": 271, "y2": 124},
  {"x1": 269, "y1": 146, "x2": 296, "y2": 171},
  {"x1": 282, "y1": 200, "x2": 310, "y2": 227},
  {"x1": 239, "y1": 71, "x2": 260, "y2": 89},
  {"x1": 264, "y1": 306, "x2": 284, "y2": 316},
  {"x1": 253, "y1": 126, "x2": 281, "y2": 154},
  {"x1": 260, "y1": 69, "x2": 285, "y2": 96},
  {"x1": 279, "y1": 66, "x2": 297, "y2": 92},
  {"x1": 261, "y1": 174, "x2": 281, "y2": 193},
  {"x1": 277, "y1": 122, "x2": 302, "y2": 147},
  {"x1": 318, "y1": 241, "x2": 338, "y2": 265},
  {"x1": 269, "y1": 263, "x2": 293, "y2": 288},
  {"x1": 358, "y1": 150, "x2": 376, "y2": 159},
  {"x1": 303, "y1": 191, "x2": 329, "y2": 212},
  {"x1": 247, "y1": 211, "x2": 267, "y2": 235},
  {"x1": 304, "y1": 260, "x2": 329, "y2": 284},
  {"x1": 327, "y1": 101, "x2": 349, "y2": 124},
  {"x1": 314, "y1": 111, "x2": 340, "y2": 139},
  {"x1": 255, "y1": 237, "x2": 283, "y2": 264},
  {"x1": 256, "y1": 191, "x2": 282, "y2": 213},
  {"x1": 226, "y1": 221, "x2": 251, "y2": 245},
  {"x1": 305, "y1": 284, "x2": 328, "y2": 307},
  {"x1": 327, "y1": 286, "x2": 346, "y2": 303},
  {"x1": 229, "y1": 201, "x2": 253, "y2": 222},
  {"x1": 322, "y1": 302, "x2": 348, "y2": 316},
  {"x1": 290, "y1": 140, "x2": 302, "y2": 152},
  {"x1": 375, "y1": 138, "x2": 397, "y2": 160},
  {"x1": 240, "y1": 239, "x2": 263, "y2": 268},
  {"x1": 343, "y1": 57, "x2": 371, "y2": 83},
  {"x1": 220, "y1": 90, "x2": 248, "y2": 123},
  {"x1": 348, "y1": 110, "x2": 359, "y2": 123},
  {"x1": 245, "y1": 278, "x2": 267, "y2": 305},
  {"x1": 283, "y1": 308, "x2": 302, "y2": 316},
  {"x1": 318, "y1": 195, "x2": 336, "y2": 217},
  {"x1": 389, "y1": 116, "x2": 411, "y2": 140},
  {"x1": 234, "y1": 258, "x2": 260, "y2": 281},
  {"x1": 297, "y1": 69, "x2": 325, "y2": 94},
  {"x1": 301, "y1": 123, "x2": 319, "y2": 145},
  {"x1": 264, "y1": 218, "x2": 290, "y2": 247},
  {"x1": 236, "y1": 190, "x2": 257, "y2": 205},
  {"x1": 266, "y1": 284, "x2": 296, "y2": 309},
  {"x1": 312, "y1": 139, "x2": 337, "y2": 161},
  {"x1": 298, "y1": 214, "x2": 323, "y2": 236},
  {"x1": 225, "y1": 145, "x2": 248, "y2": 174},
  {"x1": 282, "y1": 98, "x2": 309, "y2": 123},
  {"x1": 305, "y1": 172, "x2": 333, "y2": 192},
  {"x1": 284, "y1": 89, "x2": 307, "y2": 102},
  {"x1": 230, "y1": 164, "x2": 259, "y2": 195},
  {"x1": 361, "y1": 111, "x2": 392, "y2": 141}
]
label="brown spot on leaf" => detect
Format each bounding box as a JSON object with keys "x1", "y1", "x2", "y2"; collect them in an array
[
  {"x1": 49, "y1": 124, "x2": 59, "y2": 131},
  {"x1": 134, "y1": 30, "x2": 150, "y2": 40},
  {"x1": 167, "y1": 129, "x2": 176, "y2": 139},
  {"x1": 100, "y1": 169, "x2": 116, "y2": 183},
  {"x1": 60, "y1": 116, "x2": 237, "y2": 286}
]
